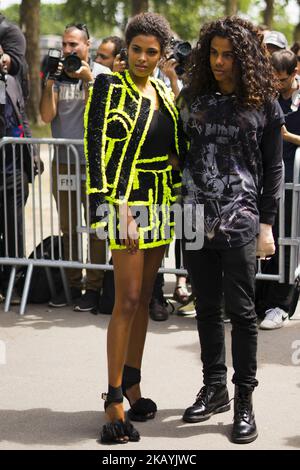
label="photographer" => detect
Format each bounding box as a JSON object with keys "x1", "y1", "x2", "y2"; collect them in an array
[
  {"x1": 0, "y1": 13, "x2": 29, "y2": 103},
  {"x1": 0, "y1": 13, "x2": 26, "y2": 76},
  {"x1": 0, "y1": 45, "x2": 35, "y2": 304},
  {"x1": 40, "y1": 23, "x2": 110, "y2": 312},
  {"x1": 95, "y1": 35, "x2": 126, "y2": 73},
  {"x1": 157, "y1": 38, "x2": 191, "y2": 96}
]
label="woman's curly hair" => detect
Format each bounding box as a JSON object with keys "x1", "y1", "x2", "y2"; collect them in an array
[
  {"x1": 125, "y1": 12, "x2": 171, "y2": 54},
  {"x1": 187, "y1": 16, "x2": 277, "y2": 108}
]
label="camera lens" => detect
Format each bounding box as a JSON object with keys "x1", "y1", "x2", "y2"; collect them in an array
[
  {"x1": 175, "y1": 42, "x2": 192, "y2": 59},
  {"x1": 64, "y1": 53, "x2": 82, "y2": 73}
]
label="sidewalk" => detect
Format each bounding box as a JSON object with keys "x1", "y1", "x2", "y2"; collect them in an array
[{"x1": 0, "y1": 284, "x2": 300, "y2": 450}]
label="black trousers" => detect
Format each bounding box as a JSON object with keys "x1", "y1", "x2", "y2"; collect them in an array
[
  {"x1": 185, "y1": 238, "x2": 258, "y2": 391},
  {"x1": 0, "y1": 171, "x2": 29, "y2": 289}
]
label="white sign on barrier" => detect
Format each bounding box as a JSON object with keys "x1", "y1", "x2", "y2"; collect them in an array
[{"x1": 58, "y1": 175, "x2": 77, "y2": 191}]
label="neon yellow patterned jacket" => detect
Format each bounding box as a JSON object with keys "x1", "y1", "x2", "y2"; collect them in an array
[{"x1": 84, "y1": 70, "x2": 187, "y2": 228}]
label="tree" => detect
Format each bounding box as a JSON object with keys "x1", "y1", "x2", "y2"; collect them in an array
[
  {"x1": 225, "y1": 0, "x2": 238, "y2": 16},
  {"x1": 263, "y1": 0, "x2": 274, "y2": 28},
  {"x1": 294, "y1": 0, "x2": 300, "y2": 41},
  {"x1": 131, "y1": 0, "x2": 149, "y2": 15},
  {"x1": 19, "y1": 0, "x2": 41, "y2": 124}
]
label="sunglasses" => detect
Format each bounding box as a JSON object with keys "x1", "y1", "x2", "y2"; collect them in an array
[{"x1": 65, "y1": 23, "x2": 90, "y2": 40}]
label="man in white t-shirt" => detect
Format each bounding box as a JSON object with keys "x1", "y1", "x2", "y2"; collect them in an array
[{"x1": 40, "y1": 24, "x2": 110, "y2": 312}]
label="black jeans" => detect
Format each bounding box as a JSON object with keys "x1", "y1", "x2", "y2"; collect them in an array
[
  {"x1": 185, "y1": 239, "x2": 258, "y2": 391},
  {"x1": 0, "y1": 171, "x2": 29, "y2": 289}
]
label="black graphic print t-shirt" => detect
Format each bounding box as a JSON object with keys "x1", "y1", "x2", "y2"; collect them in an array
[{"x1": 179, "y1": 92, "x2": 284, "y2": 249}]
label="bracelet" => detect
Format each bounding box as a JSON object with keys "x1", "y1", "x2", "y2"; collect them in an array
[{"x1": 84, "y1": 80, "x2": 94, "y2": 90}]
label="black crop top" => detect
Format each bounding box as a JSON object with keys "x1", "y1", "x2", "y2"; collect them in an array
[{"x1": 141, "y1": 108, "x2": 175, "y2": 158}]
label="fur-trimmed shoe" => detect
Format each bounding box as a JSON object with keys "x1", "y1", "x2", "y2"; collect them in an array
[
  {"x1": 100, "y1": 386, "x2": 140, "y2": 444},
  {"x1": 101, "y1": 418, "x2": 140, "y2": 444},
  {"x1": 122, "y1": 365, "x2": 157, "y2": 422}
]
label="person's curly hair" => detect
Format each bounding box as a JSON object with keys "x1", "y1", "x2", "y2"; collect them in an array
[
  {"x1": 125, "y1": 12, "x2": 171, "y2": 54},
  {"x1": 187, "y1": 16, "x2": 277, "y2": 108}
]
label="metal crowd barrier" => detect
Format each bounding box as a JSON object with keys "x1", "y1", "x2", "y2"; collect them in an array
[
  {"x1": 0, "y1": 137, "x2": 300, "y2": 315},
  {"x1": 256, "y1": 152, "x2": 300, "y2": 285},
  {"x1": 0, "y1": 137, "x2": 111, "y2": 315}
]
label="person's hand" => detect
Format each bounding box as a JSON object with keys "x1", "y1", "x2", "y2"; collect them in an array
[
  {"x1": 256, "y1": 223, "x2": 275, "y2": 258},
  {"x1": 168, "y1": 153, "x2": 180, "y2": 170},
  {"x1": 112, "y1": 54, "x2": 127, "y2": 73},
  {"x1": 1, "y1": 53, "x2": 10, "y2": 73},
  {"x1": 0, "y1": 45, "x2": 10, "y2": 73},
  {"x1": 66, "y1": 60, "x2": 93, "y2": 82},
  {"x1": 47, "y1": 61, "x2": 63, "y2": 82},
  {"x1": 159, "y1": 58, "x2": 181, "y2": 98},
  {"x1": 119, "y1": 203, "x2": 139, "y2": 254},
  {"x1": 159, "y1": 57, "x2": 178, "y2": 82}
]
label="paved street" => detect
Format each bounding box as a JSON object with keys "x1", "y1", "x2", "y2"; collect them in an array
[{"x1": 0, "y1": 288, "x2": 299, "y2": 451}]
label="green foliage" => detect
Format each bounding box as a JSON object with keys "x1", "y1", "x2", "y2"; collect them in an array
[
  {"x1": 1, "y1": 4, "x2": 20, "y2": 25},
  {"x1": 2, "y1": 0, "x2": 299, "y2": 44},
  {"x1": 40, "y1": 4, "x2": 73, "y2": 35},
  {"x1": 152, "y1": 0, "x2": 219, "y2": 41},
  {"x1": 2, "y1": 2, "x2": 115, "y2": 38},
  {"x1": 273, "y1": 1, "x2": 296, "y2": 45},
  {"x1": 63, "y1": 0, "x2": 128, "y2": 31}
]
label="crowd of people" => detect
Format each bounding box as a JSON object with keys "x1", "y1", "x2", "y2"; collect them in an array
[{"x1": 1, "y1": 10, "x2": 300, "y2": 445}]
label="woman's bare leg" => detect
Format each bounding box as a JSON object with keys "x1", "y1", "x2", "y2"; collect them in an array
[
  {"x1": 105, "y1": 249, "x2": 144, "y2": 422},
  {"x1": 124, "y1": 245, "x2": 166, "y2": 404}
]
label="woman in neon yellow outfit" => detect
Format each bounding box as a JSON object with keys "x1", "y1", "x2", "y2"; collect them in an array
[{"x1": 84, "y1": 12, "x2": 186, "y2": 444}]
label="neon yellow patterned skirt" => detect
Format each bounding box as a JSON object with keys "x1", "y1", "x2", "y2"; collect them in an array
[{"x1": 107, "y1": 156, "x2": 178, "y2": 250}]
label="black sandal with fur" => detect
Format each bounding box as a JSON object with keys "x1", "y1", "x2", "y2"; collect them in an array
[
  {"x1": 122, "y1": 365, "x2": 157, "y2": 422},
  {"x1": 100, "y1": 385, "x2": 140, "y2": 444}
]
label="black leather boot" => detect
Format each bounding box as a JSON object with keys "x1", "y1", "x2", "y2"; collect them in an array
[
  {"x1": 231, "y1": 386, "x2": 258, "y2": 444},
  {"x1": 182, "y1": 384, "x2": 230, "y2": 423}
]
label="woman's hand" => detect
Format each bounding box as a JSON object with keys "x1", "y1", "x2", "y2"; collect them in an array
[
  {"x1": 168, "y1": 153, "x2": 180, "y2": 170},
  {"x1": 256, "y1": 223, "x2": 275, "y2": 259},
  {"x1": 119, "y1": 203, "x2": 139, "y2": 254}
]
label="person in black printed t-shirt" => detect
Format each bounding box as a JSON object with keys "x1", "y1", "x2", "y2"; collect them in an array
[{"x1": 177, "y1": 17, "x2": 284, "y2": 444}]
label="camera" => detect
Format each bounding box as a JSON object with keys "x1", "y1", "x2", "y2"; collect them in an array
[
  {"x1": 168, "y1": 38, "x2": 192, "y2": 77},
  {"x1": 46, "y1": 48, "x2": 62, "y2": 76},
  {"x1": 46, "y1": 48, "x2": 82, "y2": 82},
  {"x1": 64, "y1": 52, "x2": 82, "y2": 73},
  {"x1": 119, "y1": 48, "x2": 128, "y2": 63}
]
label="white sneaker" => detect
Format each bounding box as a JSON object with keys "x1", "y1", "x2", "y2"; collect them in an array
[{"x1": 259, "y1": 307, "x2": 289, "y2": 330}]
